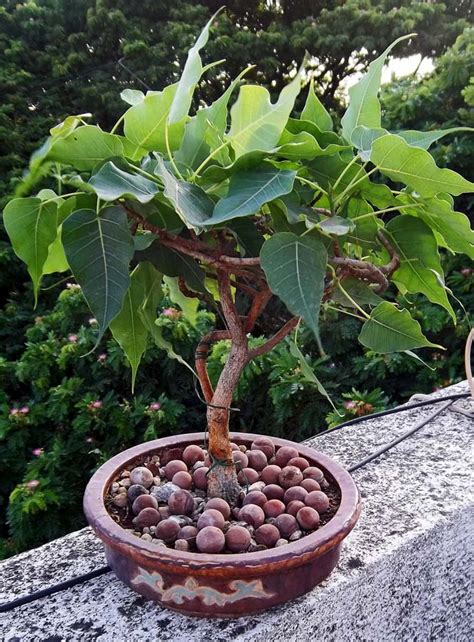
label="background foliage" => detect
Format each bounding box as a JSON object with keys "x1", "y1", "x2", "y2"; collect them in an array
[{"x1": 0, "y1": 1, "x2": 472, "y2": 556}]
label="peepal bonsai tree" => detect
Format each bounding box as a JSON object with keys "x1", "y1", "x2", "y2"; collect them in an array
[{"x1": 4, "y1": 11, "x2": 474, "y2": 503}]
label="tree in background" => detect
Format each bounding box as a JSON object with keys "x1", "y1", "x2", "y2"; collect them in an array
[
  {"x1": 381, "y1": 28, "x2": 474, "y2": 215},
  {"x1": 0, "y1": 0, "x2": 471, "y2": 200}
]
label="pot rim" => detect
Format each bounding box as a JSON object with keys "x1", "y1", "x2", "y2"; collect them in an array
[{"x1": 84, "y1": 432, "x2": 361, "y2": 572}]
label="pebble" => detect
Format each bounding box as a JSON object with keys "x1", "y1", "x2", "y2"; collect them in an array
[
  {"x1": 150, "y1": 482, "x2": 180, "y2": 502},
  {"x1": 111, "y1": 482, "x2": 120, "y2": 494},
  {"x1": 119, "y1": 478, "x2": 131, "y2": 489},
  {"x1": 276, "y1": 538, "x2": 288, "y2": 547},
  {"x1": 141, "y1": 533, "x2": 153, "y2": 542},
  {"x1": 112, "y1": 493, "x2": 128, "y2": 508},
  {"x1": 130, "y1": 466, "x2": 154, "y2": 488},
  {"x1": 248, "y1": 481, "x2": 266, "y2": 493},
  {"x1": 120, "y1": 470, "x2": 130, "y2": 478},
  {"x1": 175, "y1": 538, "x2": 190, "y2": 552},
  {"x1": 127, "y1": 484, "x2": 148, "y2": 503},
  {"x1": 289, "y1": 530, "x2": 303, "y2": 541}
]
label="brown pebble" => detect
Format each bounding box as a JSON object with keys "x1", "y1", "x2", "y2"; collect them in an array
[
  {"x1": 205, "y1": 498, "x2": 231, "y2": 519},
  {"x1": 275, "y1": 446, "x2": 299, "y2": 467},
  {"x1": 196, "y1": 526, "x2": 225, "y2": 553},
  {"x1": 242, "y1": 491, "x2": 267, "y2": 508},
  {"x1": 232, "y1": 450, "x2": 249, "y2": 471},
  {"x1": 174, "y1": 538, "x2": 190, "y2": 552},
  {"x1": 251, "y1": 437, "x2": 275, "y2": 459},
  {"x1": 303, "y1": 466, "x2": 324, "y2": 482},
  {"x1": 275, "y1": 513, "x2": 298, "y2": 538},
  {"x1": 300, "y1": 478, "x2": 321, "y2": 492},
  {"x1": 239, "y1": 504, "x2": 265, "y2": 529},
  {"x1": 284, "y1": 486, "x2": 308, "y2": 504},
  {"x1": 246, "y1": 449, "x2": 268, "y2": 471},
  {"x1": 132, "y1": 494, "x2": 158, "y2": 515},
  {"x1": 296, "y1": 506, "x2": 320, "y2": 530},
  {"x1": 164, "y1": 459, "x2": 188, "y2": 480},
  {"x1": 263, "y1": 499, "x2": 286, "y2": 518},
  {"x1": 287, "y1": 457, "x2": 310, "y2": 471},
  {"x1": 225, "y1": 525, "x2": 251, "y2": 553},
  {"x1": 238, "y1": 468, "x2": 259, "y2": 485},
  {"x1": 130, "y1": 466, "x2": 154, "y2": 488},
  {"x1": 172, "y1": 471, "x2": 193, "y2": 490},
  {"x1": 286, "y1": 500, "x2": 306, "y2": 517},
  {"x1": 182, "y1": 445, "x2": 205, "y2": 467},
  {"x1": 262, "y1": 484, "x2": 285, "y2": 501},
  {"x1": 197, "y1": 509, "x2": 225, "y2": 531},
  {"x1": 193, "y1": 467, "x2": 209, "y2": 490},
  {"x1": 255, "y1": 524, "x2": 280, "y2": 547},
  {"x1": 112, "y1": 493, "x2": 128, "y2": 508},
  {"x1": 279, "y1": 465, "x2": 303, "y2": 489},
  {"x1": 132, "y1": 507, "x2": 161, "y2": 528},
  {"x1": 155, "y1": 518, "x2": 180, "y2": 543},
  {"x1": 168, "y1": 489, "x2": 194, "y2": 516},
  {"x1": 260, "y1": 465, "x2": 282, "y2": 485},
  {"x1": 305, "y1": 491, "x2": 330, "y2": 513}
]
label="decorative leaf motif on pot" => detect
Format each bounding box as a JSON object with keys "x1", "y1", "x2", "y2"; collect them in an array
[{"x1": 132, "y1": 567, "x2": 275, "y2": 605}]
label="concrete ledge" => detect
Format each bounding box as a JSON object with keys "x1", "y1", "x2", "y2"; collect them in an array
[{"x1": 1, "y1": 382, "x2": 473, "y2": 641}]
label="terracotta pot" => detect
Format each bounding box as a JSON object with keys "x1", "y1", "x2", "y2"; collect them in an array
[{"x1": 84, "y1": 432, "x2": 361, "y2": 618}]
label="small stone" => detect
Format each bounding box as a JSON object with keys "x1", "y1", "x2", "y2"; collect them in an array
[
  {"x1": 246, "y1": 449, "x2": 267, "y2": 471},
  {"x1": 182, "y1": 445, "x2": 205, "y2": 467},
  {"x1": 155, "y1": 518, "x2": 180, "y2": 543},
  {"x1": 112, "y1": 493, "x2": 128, "y2": 508},
  {"x1": 174, "y1": 538, "x2": 190, "y2": 552},
  {"x1": 168, "y1": 489, "x2": 195, "y2": 515},
  {"x1": 196, "y1": 526, "x2": 225, "y2": 553},
  {"x1": 263, "y1": 484, "x2": 284, "y2": 501},
  {"x1": 284, "y1": 486, "x2": 308, "y2": 504},
  {"x1": 130, "y1": 466, "x2": 154, "y2": 489},
  {"x1": 225, "y1": 525, "x2": 251, "y2": 553},
  {"x1": 150, "y1": 482, "x2": 179, "y2": 502},
  {"x1": 238, "y1": 468, "x2": 260, "y2": 485},
  {"x1": 305, "y1": 491, "x2": 330, "y2": 513},
  {"x1": 275, "y1": 513, "x2": 298, "y2": 538},
  {"x1": 193, "y1": 468, "x2": 209, "y2": 491},
  {"x1": 132, "y1": 507, "x2": 161, "y2": 528},
  {"x1": 303, "y1": 467, "x2": 324, "y2": 483},
  {"x1": 232, "y1": 450, "x2": 249, "y2": 471},
  {"x1": 286, "y1": 500, "x2": 306, "y2": 517},
  {"x1": 111, "y1": 482, "x2": 120, "y2": 494},
  {"x1": 142, "y1": 526, "x2": 151, "y2": 534},
  {"x1": 239, "y1": 504, "x2": 265, "y2": 529},
  {"x1": 275, "y1": 446, "x2": 299, "y2": 468},
  {"x1": 300, "y1": 479, "x2": 321, "y2": 493},
  {"x1": 275, "y1": 538, "x2": 288, "y2": 547},
  {"x1": 242, "y1": 491, "x2": 267, "y2": 508},
  {"x1": 197, "y1": 509, "x2": 225, "y2": 531},
  {"x1": 150, "y1": 526, "x2": 156, "y2": 534},
  {"x1": 164, "y1": 459, "x2": 188, "y2": 480},
  {"x1": 297, "y1": 506, "x2": 320, "y2": 530},
  {"x1": 289, "y1": 530, "x2": 303, "y2": 541},
  {"x1": 206, "y1": 497, "x2": 231, "y2": 519},
  {"x1": 120, "y1": 470, "x2": 130, "y2": 478},
  {"x1": 260, "y1": 465, "x2": 282, "y2": 485},
  {"x1": 132, "y1": 494, "x2": 158, "y2": 515},
  {"x1": 152, "y1": 539, "x2": 167, "y2": 547},
  {"x1": 248, "y1": 481, "x2": 266, "y2": 493},
  {"x1": 287, "y1": 457, "x2": 310, "y2": 471},
  {"x1": 193, "y1": 461, "x2": 205, "y2": 471},
  {"x1": 279, "y1": 466, "x2": 303, "y2": 489},
  {"x1": 255, "y1": 524, "x2": 280, "y2": 547},
  {"x1": 127, "y1": 484, "x2": 149, "y2": 503},
  {"x1": 141, "y1": 533, "x2": 153, "y2": 542},
  {"x1": 152, "y1": 476, "x2": 161, "y2": 486},
  {"x1": 119, "y1": 478, "x2": 131, "y2": 489},
  {"x1": 172, "y1": 471, "x2": 193, "y2": 490},
  {"x1": 251, "y1": 437, "x2": 275, "y2": 460}
]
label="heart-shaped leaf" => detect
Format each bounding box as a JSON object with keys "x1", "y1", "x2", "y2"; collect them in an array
[
  {"x1": 89, "y1": 161, "x2": 159, "y2": 203},
  {"x1": 359, "y1": 302, "x2": 442, "y2": 352},
  {"x1": 47, "y1": 125, "x2": 124, "y2": 171},
  {"x1": 62, "y1": 207, "x2": 134, "y2": 345},
  {"x1": 260, "y1": 232, "x2": 327, "y2": 337},
  {"x1": 301, "y1": 80, "x2": 333, "y2": 131},
  {"x1": 208, "y1": 165, "x2": 296, "y2": 224},
  {"x1": 3, "y1": 197, "x2": 58, "y2": 303},
  {"x1": 371, "y1": 134, "x2": 474, "y2": 197}
]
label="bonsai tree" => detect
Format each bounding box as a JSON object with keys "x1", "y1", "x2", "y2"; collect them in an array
[{"x1": 4, "y1": 11, "x2": 473, "y2": 503}]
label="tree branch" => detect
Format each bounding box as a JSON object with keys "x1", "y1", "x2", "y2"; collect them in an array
[
  {"x1": 330, "y1": 256, "x2": 389, "y2": 293},
  {"x1": 247, "y1": 316, "x2": 300, "y2": 360},
  {"x1": 377, "y1": 230, "x2": 400, "y2": 278},
  {"x1": 245, "y1": 286, "x2": 272, "y2": 332},
  {"x1": 195, "y1": 330, "x2": 230, "y2": 403}
]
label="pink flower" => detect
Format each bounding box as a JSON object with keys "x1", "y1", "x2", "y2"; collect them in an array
[
  {"x1": 19, "y1": 406, "x2": 30, "y2": 414},
  {"x1": 97, "y1": 353, "x2": 107, "y2": 362},
  {"x1": 343, "y1": 401, "x2": 357, "y2": 410},
  {"x1": 32, "y1": 448, "x2": 44, "y2": 456},
  {"x1": 68, "y1": 334, "x2": 78, "y2": 343},
  {"x1": 162, "y1": 307, "x2": 180, "y2": 318},
  {"x1": 148, "y1": 402, "x2": 161, "y2": 411},
  {"x1": 10, "y1": 408, "x2": 19, "y2": 416},
  {"x1": 92, "y1": 400, "x2": 102, "y2": 409},
  {"x1": 85, "y1": 436, "x2": 94, "y2": 443},
  {"x1": 26, "y1": 480, "x2": 40, "y2": 490}
]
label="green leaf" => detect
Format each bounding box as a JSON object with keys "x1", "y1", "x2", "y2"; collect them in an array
[
  {"x1": 399, "y1": 195, "x2": 474, "y2": 259},
  {"x1": 46, "y1": 126, "x2": 124, "y2": 171},
  {"x1": 228, "y1": 67, "x2": 302, "y2": 158},
  {"x1": 208, "y1": 164, "x2": 296, "y2": 225},
  {"x1": 110, "y1": 265, "x2": 151, "y2": 391},
  {"x1": 332, "y1": 277, "x2": 382, "y2": 308},
  {"x1": 371, "y1": 134, "x2": 474, "y2": 197},
  {"x1": 62, "y1": 207, "x2": 134, "y2": 345},
  {"x1": 359, "y1": 302, "x2": 442, "y2": 352},
  {"x1": 3, "y1": 197, "x2": 58, "y2": 303},
  {"x1": 260, "y1": 232, "x2": 328, "y2": 337},
  {"x1": 121, "y1": 89, "x2": 145, "y2": 106},
  {"x1": 43, "y1": 229, "x2": 69, "y2": 274},
  {"x1": 123, "y1": 84, "x2": 186, "y2": 153},
  {"x1": 135, "y1": 240, "x2": 206, "y2": 293},
  {"x1": 176, "y1": 67, "x2": 252, "y2": 171},
  {"x1": 168, "y1": 8, "x2": 222, "y2": 124},
  {"x1": 289, "y1": 341, "x2": 337, "y2": 411},
  {"x1": 164, "y1": 276, "x2": 199, "y2": 326},
  {"x1": 137, "y1": 263, "x2": 194, "y2": 374},
  {"x1": 397, "y1": 127, "x2": 474, "y2": 150},
  {"x1": 344, "y1": 198, "x2": 379, "y2": 249},
  {"x1": 318, "y1": 216, "x2": 355, "y2": 236},
  {"x1": 351, "y1": 126, "x2": 387, "y2": 161},
  {"x1": 226, "y1": 218, "x2": 264, "y2": 257},
  {"x1": 277, "y1": 129, "x2": 348, "y2": 160},
  {"x1": 50, "y1": 113, "x2": 91, "y2": 138},
  {"x1": 301, "y1": 79, "x2": 333, "y2": 131},
  {"x1": 341, "y1": 34, "x2": 414, "y2": 141},
  {"x1": 88, "y1": 161, "x2": 159, "y2": 203},
  {"x1": 127, "y1": 197, "x2": 183, "y2": 234},
  {"x1": 385, "y1": 216, "x2": 456, "y2": 322},
  {"x1": 154, "y1": 156, "x2": 213, "y2": 231}
]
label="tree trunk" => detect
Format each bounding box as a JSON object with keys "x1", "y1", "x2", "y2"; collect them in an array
[{"x1": 206, "y1": 340, "x2": 248, "y2": 504}]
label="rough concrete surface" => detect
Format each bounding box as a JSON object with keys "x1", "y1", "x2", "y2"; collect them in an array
[{"x1": 1, "y1": 382, "x2": 473, "y2": 641}]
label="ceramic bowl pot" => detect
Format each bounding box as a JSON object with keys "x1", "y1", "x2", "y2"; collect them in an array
[{"x1": 84, "y1": 432, "x2": 361, "y2": 618}]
